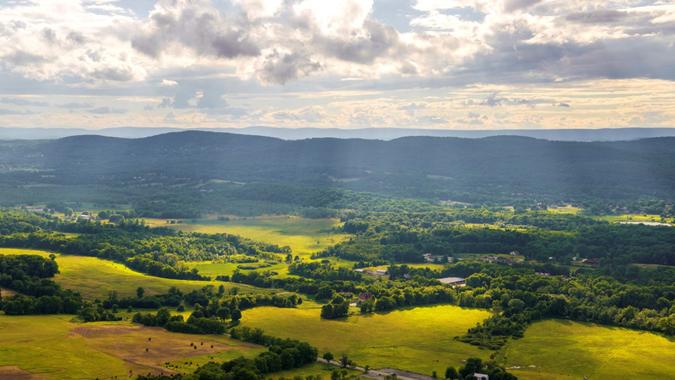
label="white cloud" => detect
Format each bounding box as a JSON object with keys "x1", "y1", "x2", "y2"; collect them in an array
[{"x1": 0, "y1": 0, "x2": 674, "y2": 130}]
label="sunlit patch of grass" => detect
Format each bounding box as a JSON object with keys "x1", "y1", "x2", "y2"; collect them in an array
[
  {"x1": 0, "y1": 315, "x2": 262, "y2": 379},
  {"x1": 497, "y1": 319, "x2": 675, "y2": 380},
  {"x1": 145, "y1": 216, "x2": 349, "y2": 258},
  {"x1": 0, "y1": 248, "x2": 268, "y2": 299},
  {"x1": 241, "y1": 304, "x2": 492, "y2": 376},
  {"x1": 595, "y1": 214, "x2": 674, "y2": 225}
]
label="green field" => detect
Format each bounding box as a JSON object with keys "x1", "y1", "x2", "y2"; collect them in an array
[
  {"x1": 546, "y1": 205, "x2": 583, "y2": 215},
  {"x1": 241, "y1": 303, "x2": 492, "y2": 376},
  {"x1": 169, "y1": 216, "x2": 352, "y2": 279},
  {"x1": 0, "y1": 314, "x2": 263, "y2": 379},
  {"x1": 0, "y1": 248, "x2": 267, "y2": 299},
  {"x1": 146, "y1": 216, "x2": 348, "y2": 258},
  {"x1": 497, "y1": 319, "x2": 675, "y2": 379},
  {"x1": 596, "y1": 213, "x2": 675, "y2": 225},
  {"x1": 186, "y1": 260, "x2": 295, "y2": 278}
]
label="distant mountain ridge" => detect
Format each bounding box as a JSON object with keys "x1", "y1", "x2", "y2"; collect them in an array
[
  {"x1": 2, "y1": 126, "x2": 675, "y2": 142},
  {"x1": 5, "y1": 130, "x2": 674, "y2": 204}
]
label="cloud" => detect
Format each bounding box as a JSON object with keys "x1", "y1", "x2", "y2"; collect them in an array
[
  {"x1": 0, "y1": 108, "x2": 34, "y2": 115},
  {"x1": 87, "y1": 106, "x2": 126, "y2": 114},
  {"x1": 58, "y1": 102, "x2": 95, "y2": 109},
  {"x1": 0, "y1": 97, "x2": 48, "y2": 107},
  {"x1": 132, "y1": 1, "x2": 260, "y2": 59},
  {"x1": 257, "y1": 51, "x2": 322, "y2": 84},
  {"x1": 161, "y1": 79, "x2": 178, "y2": 86},
  {"x1": 1, "y1": 0, "x2": 675, "y2": 130},
  {"x1": 503, "y1": 0, "x2": 542, "y2": 13}
]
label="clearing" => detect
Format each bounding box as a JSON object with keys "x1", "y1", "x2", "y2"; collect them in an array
[
  {"x1": 497, "y1": 319, "x2": 675, "y2": 379},
  {"x1": 241, "y1": 303, "x2": 492, "y2": 376},
  {"x1": 145, "y1": 215, "x2": 348, "y2": 258},
  {"x1": 0, "y1": 248, "x2": 267, "y2": 299},
  {"x1": 0, "y1": 315, "x2": 263, "y2": 380}
]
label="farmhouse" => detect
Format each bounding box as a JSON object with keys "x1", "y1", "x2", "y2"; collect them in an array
[
  {"x1": 438, "y1": 277, "x2": 465, "y2": 286},
  {"x1": 472, "y1": 373, "x2": 489, "y2": 380},
  {"x1": 77, "y1": 212, "x2": 92, "y2": 222}
]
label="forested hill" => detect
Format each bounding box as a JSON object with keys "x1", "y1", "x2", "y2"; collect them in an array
[{"x1": 7, "y1": 131, "x2": 675, "y2": 203}]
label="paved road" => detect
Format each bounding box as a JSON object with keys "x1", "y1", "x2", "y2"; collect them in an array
[{"x1": 316, "y1": 358, "x2": 435, "y2": 380}]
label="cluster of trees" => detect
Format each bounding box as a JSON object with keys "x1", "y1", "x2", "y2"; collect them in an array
[
  {"x1": 445, "y1": 358, "x2": 517, "y2": 380},
  {"x1": 77, "y1": 301, "x2": 120, "y2": 322},
  {"x1": 324, "y1": 208, "x2": 675, "y2": 267},
  {"x1": 453, "y1": 266, "x2": 675, "y2": 348},
  {"x1": 320, "y1": 295, "x2": 350, "y2": 319},
  {"x1": 289, "y1": 261, "x2": 362, "y2": 281},
  {"x1": 0, "y1": 210, "x2": 289, "y2": 281},
  {"x1": 137, "y1": 327, "x2": 319, "y2": 380},
  {"x1": 0, "y1": 254, "x2": 82, "y2": 315},
  {"x1": 133, "y1": 308, "x2": 227, "y2": 335},
  {"x1": 106, "y1": 285, "x2": 300, "y2": 326},
  {"x1": 230, "y1": 270, "x2": 360, "y2": 299}
]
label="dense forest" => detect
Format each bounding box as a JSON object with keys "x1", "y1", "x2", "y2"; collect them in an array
[{"x1": 2, "y1": 132, "x2": 675, "y2": 216}]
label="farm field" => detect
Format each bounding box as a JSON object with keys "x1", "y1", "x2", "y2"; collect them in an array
[
  {"x1": 497, "y1": 319, "x2": 675, "y2": 379},
  {"x1": 595, "y1": 213, "x2": 675, "y2": 225},
  {"x1": 241, "y1": 304, "x2": 492, "y2": 376},
  {"x1": 170, "y1": 215, "x2": 354, "y2": 279},
  {"x1": 186, "y1": 259, "x2": 293, "y2": 278},
  {"x1": 0, "y1": 314, "x2": 263, "y2": 379},
  {"x1": 145, "y1": 216, "x2": 349, "y2": 258},
  {"x1": 0, "y1": 248, "x2": 266, "y2": 299}
]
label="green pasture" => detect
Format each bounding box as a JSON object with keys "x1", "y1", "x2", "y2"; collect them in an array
[
  {"x1": 145, "y1": 216, "x2": 349, "y2": 258},
  {"x1": 241, "y1": 304, "x2": 492, "y2": 376},
  {"x1": 0, "y1": 248, "x2": 267, "y2": 299},
  {"x1": 595, "y1": 213, "x2": 674, "y2": 225},
  {"x1": 546, "y1": 205, "x2": 583, "y2": 215},
  {"x1": 0, "y1": 314, "x2": 262, "y2": 380},
  {"x1": 497, "y1": 319, "x2": 675, "y2": 379}
]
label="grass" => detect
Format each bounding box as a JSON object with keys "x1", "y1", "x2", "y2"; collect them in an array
[
  {"x1": 171, "y1": 215, "x2": 353, "y2": 279},
  {"x1": 0, "y1": 314, "x2": 263, "y2": 380},
  {"x1": 497, "y1": 319, "x2": 675, "y2": 380},
  {"x1": 596, "y1": 213, "x2": 674, "y2": 225},
  {"x1": 241, "y1": 303, "x2": 492, "y2": 376},
  {"x1": 146, "y1": 216, "x2": 349, "y2": 258},
  {"x1": 546, "y1": 205, "x2": 582, "y2": 215},
  {"x1": 0, "y1": 248, "x2": 268, "y2": 299}
]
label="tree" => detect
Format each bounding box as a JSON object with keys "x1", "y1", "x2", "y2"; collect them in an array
[
  {"x1": 459, "y1": 358, "x2": 483, "y2": 378},
  {"x1": 340, "y1": 354, "x2": 350, "y2": 368},
  {"x1": 136, "y1": 287, "x2": 145, "y2": 299},
  {"x1": 445, "y1": 366, "x2": 458, "y2": 379},
  {"x1": 323, "y1": 352, "x2": 334, "y2": 362},
  {"x1": 231, "y1": 308, "x2": 242, "y2": 322}
]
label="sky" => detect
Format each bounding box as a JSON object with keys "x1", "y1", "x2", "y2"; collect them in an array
[{"x1": 0, "y1": 0, "x2": 674, "y2": 130}]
